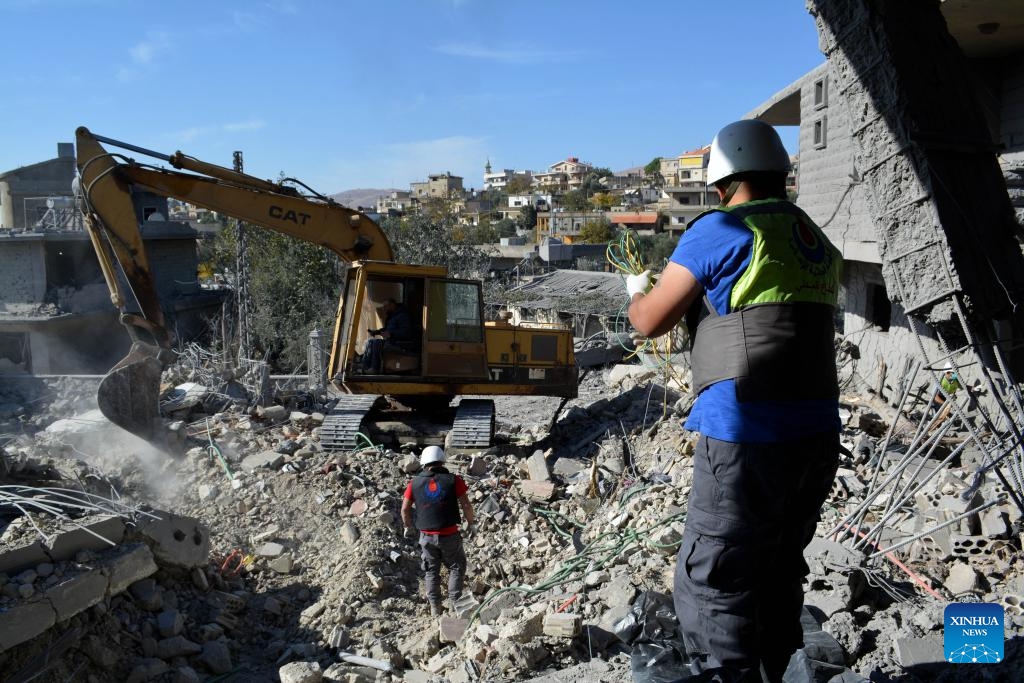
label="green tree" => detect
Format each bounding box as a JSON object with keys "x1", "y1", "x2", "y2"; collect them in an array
[
  {"x1": 494, "y1": 218, "x2": 517, "y2": 238},
  {"x1": 591, "y1": 192, "x2": 617, "y2": 210},
  {"x1": 578, "y1": 219, "x2": 614, "y2": 244},
  {"x1": 517, "y1": 205, "x2": 537, "y2": 231},
  {"x1": 560, "y1": 190, "x2": 589, "y2": 212},
  {"x1": 644, "y1": 157, "x2": 662, "y2": 176},
  {"x1": 637, "y1": 232, "x2": 678, "y2": 269},
  {"x1": 505, "y1": 176, "x2": 533, "y2": 195},
  {"x1": 380, "y1": 212, "x2": 492, "y2": 279}
]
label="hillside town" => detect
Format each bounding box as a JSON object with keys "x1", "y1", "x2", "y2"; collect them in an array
[{"x1": 2, "y1": 1, "x2": 1024, "y2": 682}]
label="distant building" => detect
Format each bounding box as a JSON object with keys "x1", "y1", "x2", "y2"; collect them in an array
[
  {"x1": 533, "y1": 157, "x2": 594, "y2": 191},
  {"x1": 483, "y1": 161, "x2": 532, "y2": 191},
  {"x1": 0, "y1": 143, "x2": 225, "y2": 373},
  {"x1": 376, "y1": 190, "x2": 412, "y2": 216},
  {"x1": 410, "y1": 172, "x2": 464, "y2": 200}
]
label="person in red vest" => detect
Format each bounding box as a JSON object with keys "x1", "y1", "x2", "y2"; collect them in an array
[{"x1": 400, "y1": 446, "x2": 475, "y2": 617}]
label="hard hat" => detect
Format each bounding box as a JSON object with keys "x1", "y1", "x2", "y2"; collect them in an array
[
  {"x1": 706, "y1": 120, "x2": 792, "y2": 186},
  {"x1": 942, "y1": 362, "x2": 954, "y2": 370},
  {"x1": 420, "y1": 445, "x2": 446, "y2": 467}
]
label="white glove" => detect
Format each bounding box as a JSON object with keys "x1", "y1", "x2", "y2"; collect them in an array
[{"x1": 626, "y1": 270, "x2": 651, "y2": 297}]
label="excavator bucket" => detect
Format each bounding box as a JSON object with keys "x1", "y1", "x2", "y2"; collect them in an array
[{"x1": 96, "y1": 342, "x2": 165, "y2": 441}]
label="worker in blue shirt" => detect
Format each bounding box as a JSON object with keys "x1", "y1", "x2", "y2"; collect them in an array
[{"x1": 627, "y1": 120, "x2": 842, "y2": 682}]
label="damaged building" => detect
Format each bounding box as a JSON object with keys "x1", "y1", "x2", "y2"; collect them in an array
[
  {"x1": 0, "y1": 144, "x2": 226, "y2": 373},
  {"x1": 751, "y1": 2, "x2": 1024, "y2": 400}
]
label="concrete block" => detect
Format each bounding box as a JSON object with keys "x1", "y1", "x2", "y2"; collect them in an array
[
  {"x1": 498, "y1": 605, "x2": 545, "y2": 643},
  {"x1": 158, "y1": 609, "x2": 183, "y2": 637},
  {"x1": 241, "y1": 450, "x2": 285, "y2": 471},
  {"x1": 257, "y1": 542, "x2": 285, "y2": 557},
  {"x1": 951, "y1": 535, "x2": 992, "y2": 558},
  {"x1": 895, "y1": 636, "x2": 944, "y2": 667},
  {"x1": 45, "y1": 515, "x2": 126, "y2": 562},
  {"x1": 944, "y1": 561, "x2": 980, "y2": 595},
  {"x1": 520, "y1": 480, "x2": 555, "y2": 502},
  {"x1": 979, "y1": 507, "x2": 1009, "y2": 538},
  {"x1": 0, "y1": 539, "x2": 49, "y2": 575},
  {"x1": 132, "y1": 511, "x2": 210, "y2": 569},
  {"x1": 543, "y1": 612, "x2": 581, "y2": 637},
  {"x1": 279, "y1": 660, "x2": 322, "y2": 683},
  {"x1": 527, "y1": 450, "x2": 551, "y2": 481},
  {"x1": 45, "y1": 569, "x2": 108, "y2": 621},
  {"x1": 439, "y1": 616, "x2": 469, "y2": 643},
  {"x1": 0, "y1": 600, "x2": 57, "y2": 652},
  {"x1": 102, "y1": 544, "x2": 158, "y2": 595}
]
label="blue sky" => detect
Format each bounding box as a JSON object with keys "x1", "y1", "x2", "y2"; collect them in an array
[{"x1": 1, "y1": 0, "x2": 824, "y2": 194}]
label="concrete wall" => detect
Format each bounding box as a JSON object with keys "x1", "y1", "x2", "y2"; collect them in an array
[
  {"x1": 0, "y1": 153, "x2": 76, "y2": 230},
  {"x1": 0, "y1": 240, "x2": 46, "y2": 312},
  {"x1": 794, "y1": 65, "x2": 878, "y2": 258}
]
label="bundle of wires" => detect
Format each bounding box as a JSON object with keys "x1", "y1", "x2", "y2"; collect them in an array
[{"x1": 605, "y1": 230, "x2": 688, "y2": 388}]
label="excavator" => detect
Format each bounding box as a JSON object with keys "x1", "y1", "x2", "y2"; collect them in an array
[{"x1": 75, "y1": 127, "x2": 577, "y2": 451}]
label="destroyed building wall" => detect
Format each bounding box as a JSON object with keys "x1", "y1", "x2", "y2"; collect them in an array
[
  {"x1": 750, "y1": 14, "x2": 1024, "y2": 395},
  {"x1": 0, "y1": 144, "x2": 76, "y2": 230},
  {"x1": 0, "y1": 239, "x2": 46, "y2": 313}
]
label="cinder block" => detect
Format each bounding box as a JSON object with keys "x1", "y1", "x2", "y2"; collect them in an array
[
  {"x1": 102, "y1": 544, "x2": 158, "y2": 595},
  {"x1": 130, "y1": 511, "x2": 210, "y2": 568},
  {"x1": 543, "y1": 612, "x2": 582, "y2": 637},
  {"x1": 0, "y1": 539, "x2": 49, "y2": 574},
  {"x1": 45, "y1": 570, "x2": 108, "y2": 621},
  {"x1": 0, "y1": 600, "x2": 56, "y2": 652},
  {"x1": 46, "y1": 515, "x2": 126, "y2": 562},
  {"x1": 895, "y1": 636, "x2": 944, "y2": 667}
]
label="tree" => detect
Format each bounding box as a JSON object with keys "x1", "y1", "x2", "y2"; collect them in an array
[
  {"x1": 505, "y1": 176, "x2": 533, "y2": 195},
  {"x1": 494, "y1": 218, "x2": 517, "y2": 238},
  {"x1": 517, "y1": 205, "x2": 537, "y2": 231},
  {"x1": 560, "y1": 190, "x2": 589, "y2": 212},
  {"x1": 380, "y1": 212, "x2": 492, "y2": 280},
  {"x1": 644, "y1": 157, "x2": 662, "y2": 177},
  {"x1": 578, "y1": 219, "x2": 614, "y2": 244},
  {"x1": 210, "y1": 224, "x2": 341, "y2": 371},
  {"x1": 591, "y1": 192, "x2": 617, "y2": 210},
  {"x1": 637, "y1": 233, "x2": 678, "y2": 270}
]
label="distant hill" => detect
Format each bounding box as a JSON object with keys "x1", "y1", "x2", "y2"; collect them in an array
[{"x1": 330, "y1": 188, "x2": 400, "y2": 211}]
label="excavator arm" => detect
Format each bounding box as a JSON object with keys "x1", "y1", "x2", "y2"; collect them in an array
[{"x1": 75, "y1": 126, "x2": 393, "y2": 441}]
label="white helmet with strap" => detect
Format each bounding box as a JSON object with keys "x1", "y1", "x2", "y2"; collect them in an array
[
  {"x1": 707, "y1": 119, "x2": 791, "y2": 186},
  {"x1": 420, "y1": 445, "x2": 446, "y2": 467}
]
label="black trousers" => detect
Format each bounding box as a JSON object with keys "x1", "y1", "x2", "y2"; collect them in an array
[{"x1": 673, "y1": 431, "x2": 839, "y2": 682}]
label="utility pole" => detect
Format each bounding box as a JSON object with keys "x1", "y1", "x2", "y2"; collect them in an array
[{"x1": 233, "y1": 150, "x2": 252, "y2": 361}]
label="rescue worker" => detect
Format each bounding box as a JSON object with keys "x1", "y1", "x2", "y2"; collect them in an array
[
  {"x1": 627, "y1": 120, "x2": 842, "y2": 681},
  {"x1": 400, "y1": 446, "x2": 475, "y2": 617},
  {"x1": 930, "y1": 362, "x2": 961, "y2": 412}
]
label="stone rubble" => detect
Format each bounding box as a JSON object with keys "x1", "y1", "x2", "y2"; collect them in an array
[{"x1": 0, "y1": 367, "x2": 1021, "y2": 681}]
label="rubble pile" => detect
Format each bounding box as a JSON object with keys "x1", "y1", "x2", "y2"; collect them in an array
[{"x1": 0, "y1": 364, "x2": 1022, "y2": 681}]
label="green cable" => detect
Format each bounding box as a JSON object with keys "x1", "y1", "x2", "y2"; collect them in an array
[{"x1": 205, "y1": 443, "x2": 233, "y2": 481}]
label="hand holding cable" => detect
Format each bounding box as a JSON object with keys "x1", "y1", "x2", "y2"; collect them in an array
[{"x1": 626, "y1": 270, "x2": 651, "y2": 297}]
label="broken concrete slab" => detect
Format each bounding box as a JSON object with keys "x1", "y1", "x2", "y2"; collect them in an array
[
  {"x1": 519, "y1": 480, "x2": 555, "y2": 502},
  {"x1": 241, "y1": 450, "x2": 285, "y2": 471},
  {"x1": 102, "y1": 544, "x2": 158, "y2": 595},
  {"x1": 131, "y1": 511, "x2": 210, "y2": 569},
  {"x1": 527, "y1": 449, "x2": 551, "y2": 481},
  {"x1": 45, "y1": 514, "x2": 126, "y2": 561},
  {"x1": 439, "y1": 616, "x2": 468, "y2": 643},
  {"x1": 894, "y1": 636, "x2": 945, "y2": 667},
  {"x1": 0, "y1": 599, "x2": 56, "y2": 652},
  {"x1": 45, "y1": 569, "x2": 108, "y2": 621}
]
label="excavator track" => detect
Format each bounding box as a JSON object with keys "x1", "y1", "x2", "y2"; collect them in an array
[
  {"x1": 449, "y1": 399, "x2": 495, "y2": 450},
  {"x1": 320, "y1": 395, "x2": 381, "y2": 451}
]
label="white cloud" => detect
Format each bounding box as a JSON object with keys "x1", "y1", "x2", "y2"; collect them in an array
[
  {"x1": 163, "y1": 120, "x2": 268, "y2": 145},
  {"x1": 322, "y1": 135, "x2": 490, "y2": 192},
  {"x1": 434, "y1": 42, "x2": 583, "y2": 64},
  {"x1": 117, "y1": 32, "x2": 171, "y2": 82}
]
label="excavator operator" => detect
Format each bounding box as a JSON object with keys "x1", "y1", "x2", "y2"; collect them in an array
[{"x1": 363, "y1": 298, "x2": 414, "y2": 374}]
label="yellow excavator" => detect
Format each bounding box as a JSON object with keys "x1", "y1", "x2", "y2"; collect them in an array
[{"x1": 75, "y1": 127, "x2": 577, "y2": 450}]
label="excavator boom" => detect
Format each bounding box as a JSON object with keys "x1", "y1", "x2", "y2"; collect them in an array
[{"x1": 76, "y1": 127, "x2": 393, "y2": 441}]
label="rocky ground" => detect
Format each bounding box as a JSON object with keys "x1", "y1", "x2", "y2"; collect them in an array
[{"x1": 1, "y1": 361, "x2": 1023, "y2": 682}]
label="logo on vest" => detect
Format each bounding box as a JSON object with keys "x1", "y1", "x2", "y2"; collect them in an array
[
  {"x1": 790, "y1": 219, "x2": 832, "y2": 277},
  {"x1": 422, "y1": 479, "x2": 445, "y2": 502}
]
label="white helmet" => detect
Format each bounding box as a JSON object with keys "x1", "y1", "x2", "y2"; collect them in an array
[
  {"x1": 420, "y1": 445, "x2": 446, "y2": 467},
  {"x1": 706, "y1": 120, "x2": 792, "y2": 186}
]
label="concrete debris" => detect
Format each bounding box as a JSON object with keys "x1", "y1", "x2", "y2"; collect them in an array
[{"x1": 0, "y1": 369, "x2": 1022, "y2": 681}]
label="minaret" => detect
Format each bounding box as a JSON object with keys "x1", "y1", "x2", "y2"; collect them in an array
[{"x1": 485, "y1": 158, "x2": 492, "y2": 175}]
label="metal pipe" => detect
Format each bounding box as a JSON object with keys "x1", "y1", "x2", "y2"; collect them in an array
[{"x1": 867, "y1": 497, "x2": 1003, "y2": 560}]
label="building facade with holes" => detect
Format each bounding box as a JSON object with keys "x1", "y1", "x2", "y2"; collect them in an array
[
  {"x1": 0, "y1": 144, "x2": 226, "y2": 373},
  {"x1": 748, "y1": 34, "x2": 1024, "y2": 400}
]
